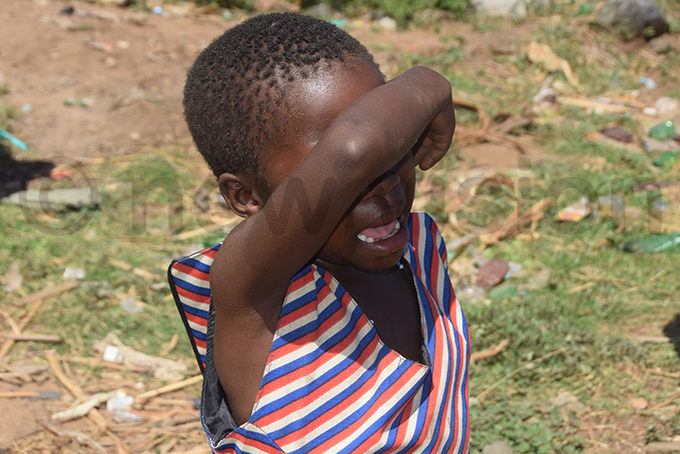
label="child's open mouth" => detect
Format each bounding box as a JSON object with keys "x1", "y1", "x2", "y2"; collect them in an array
[{"x1": 356, "y1": 219, "x2": 401, "y2": 244}]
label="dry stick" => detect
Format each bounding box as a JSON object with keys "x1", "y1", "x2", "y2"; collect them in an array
[
  {"x1": 0, "y1": 391, "x2": 40, "y2": 398},
  {"x1": 135, "y1": 375, "x2": 203, "y2": 402},
  {"x1": 0, "y1": 297, "x2": 46, "y2": 359},
  {"x1": 46, "y1": 352, "x2": 108, "y2": 429},
  {"x1": 476, "y1": 347, "x2": 568, "y2": 402},
  {"x1": 11, "y1": 281, "x2": 79, "y2": 307},
  {"x1": 471, "y1": 339, "x2": 509, "y2": 362},
  {"x1": 1, "y1": 333, "x2": 61, "y2": 342}
]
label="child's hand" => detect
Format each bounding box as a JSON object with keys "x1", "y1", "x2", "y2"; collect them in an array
[{"x1": 411, "y1": 98, "x2": 455, "y2": 171}]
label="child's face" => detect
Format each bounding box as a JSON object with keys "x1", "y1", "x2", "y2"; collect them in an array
[{"x1": 260, "y1": 58, "x2": 416, "y2": 271}]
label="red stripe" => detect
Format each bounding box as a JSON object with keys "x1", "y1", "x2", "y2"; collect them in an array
[
  {"x1": 173, "y1": 263, "x2": 210, "y2": 282},
  {"x1": 176, "y1": 285, "x2": 210, "y2": 306},
  {"x1": 185, "y1": 311, "x2": 208, "y2": 328}
]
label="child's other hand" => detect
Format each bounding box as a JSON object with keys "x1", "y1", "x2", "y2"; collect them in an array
[{"x1": 411, "y1": 87, "x2": 455, "y2": 171}]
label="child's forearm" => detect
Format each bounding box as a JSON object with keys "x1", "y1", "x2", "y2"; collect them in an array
[{"x1": 318, "y1": 66, "x2": 453, "y2": 186}]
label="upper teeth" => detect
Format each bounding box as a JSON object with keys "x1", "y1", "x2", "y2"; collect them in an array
[{"x1": 357, "y1": 219, "x2": 400, "y2": 244}]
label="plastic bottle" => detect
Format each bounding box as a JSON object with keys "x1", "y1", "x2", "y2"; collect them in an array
[{"x1": 622, "y1": 233, "x2": 680, "y2": 252}]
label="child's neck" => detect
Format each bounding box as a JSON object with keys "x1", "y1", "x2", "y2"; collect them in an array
[{"x1": 314, "y1": 259, "x2": 425, "y2": 364}]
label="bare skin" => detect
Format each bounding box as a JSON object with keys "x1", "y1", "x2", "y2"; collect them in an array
[{"x1": 210, "y1": 59, "x2": 455, "y2": 426}]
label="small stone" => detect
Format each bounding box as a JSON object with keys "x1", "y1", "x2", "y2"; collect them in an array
[
  {"x1": 551, "y1": 392, "x2": 586, "y2": 413},
  {"x1": 482, "y1": 440, "x2": 514, "y2": 454},
  {"x1": 129, "y1": 131, "x2": 141, "y2": 141},
  {"x1": 105, "y1": 56, "x2": 117, "y2": 67},
  {"x1": 653, "y1": 96, "x2": 678, "y2": 116},
  {"x1": 650, "y1": 37, "x2": 674, "y2": 54},
  {"x1": 596, "y1": 0, "x2": 668, "y2": 39},
  {"x1": 476, "y1": 259, "x2": 510, "y2": 289},
  {"x1": 377, "y1": 16, "x2": 397, "y2": 31},
  {"x1": 628, "y1": 397, "x2": 649, "y2": 410}
]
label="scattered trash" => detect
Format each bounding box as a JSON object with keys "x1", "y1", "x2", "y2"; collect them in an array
[
  {"x1": 121, "y1": 294, "x2": 143, "y2": 313},
  {"x1": 476, "y1": 259, "x2": 510, "y2": 289},
  {"x1": 86, "y1": 39, "x2": 114, "y2": 54},
  {"x1": 0, "y1": 126, "x2": 28, "y2": 151},
  {"x1": 621, "y1": 232, "x2": 680, "y2": 252},
  {"x1": 532, "y1": 85, "x2": 558, "y2": 113},
  {"x1": 103, "y1": 345, "x2": 122, "y2": 363},
  {"x1": 94, "y1": 333, "x2": 189, "y2": 381},
  {"x1": 63, "y1": 267, "x2": 86, "y2": 280},
  {"x1": 21, "y1": 103, "x2": 32, "y2": 113},
  {"x1": 652, "y1": 198, "x2": 668, "y2": 215},
  {"x1": 3, "y1": 261, "x2": 22, "y2": 293},
  {"x1": 60, "y1": 5, "x2": 75, "y2": 15},
  {"x1": 52, "y1": 391, "x2": 113, "y2": 422},
  {"x1": 505, "y1": 262, "x2": 522, "y2": 280},
  {"x1": 556, "y1": 197, "x2": 591, "y2": 222},
  {"x1": 601, "y1": 125, "x2": 633, "y2": 143},
  {"x1": 595, "y1": 194, "x2": 625, "y2": 217},
  {"x1": 526, "y1": 42, "x2": 577, "y2": 85},
  {"x1": 152, "y1": 6, "x2": 163, "y2": 14},
  {"x1": 630, "y1": 180, "x2": 675, "y2": 192},
  {"x1": 639, "y1": 76, "x2": 658, "y2": 90},
  {"x1": 107, "y1": 390, "x2": 146, "y2": 424},
  {"x1": 653, "y1": 151, "x2": 679, "y2": 167},
  {"x1": 578, "y1": 2, "x2": 593, "y2": 14},
  {"x1": 649, "y1": 120, "x2": 675, "y2": 140},
  {"x1": 327, "y1": 19, "x2": 347, "y2": 27},
  {"x1": 488, "y1": 284, "x2": 517, "y2": 302},
  {"x1": 456, "y1": 285, "x2": 485, "y2": 304},
  {"x1": 28, "y1": 390, "x2": 62, "y2": 401},
  {"x1": 0, "y1": 188, "x2": 100, "y2": 211}
]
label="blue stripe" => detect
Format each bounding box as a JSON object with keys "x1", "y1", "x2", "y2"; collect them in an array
[
  {"x1": 190, "y1": 327, "x2": 207, "y2": 342},
  {"x1": 174, "y1": 276, "x2": 211, "y2": 297},
  {"x1": 178, "y1": 256, "x2": 213, "y2": 275},
  {"x1": 181, "y1": 301, "x2": 209, "y2": 319}
]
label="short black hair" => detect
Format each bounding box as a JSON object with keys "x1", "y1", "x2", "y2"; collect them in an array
[{"x1": 183, "y1": 12, "x2": 379, "y2": 179}]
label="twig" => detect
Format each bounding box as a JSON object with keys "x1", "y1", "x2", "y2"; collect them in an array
[
  {"x1": 0, "y1": 296, "x2": 46, "y2": 359},
  {"x1": 0, "y1": 391, "x2": 40, "y2": 398},
  {"x1": 471, "y1": 339, "x2": 509, "y2": 362},
  {"x1": 0, "y1": 333, "x2": 61, "y2": 342},
  {"x1": 38, "y1": 420, "x2": 107, "y2": 454},
  {"x1": 46, "y1": 352, "x2": 108, "y2": 429},
  {"x1": 476, "y1": 347, "x2": 568, "y2": 402},
  {"x1": 159, "y1": 333, "x2": 179, "y2": 357},
  {"x1": 135, "y1": 375, "x2": 203, "y2": 402},
  {"x1": 11, "y1": 281, "x2": 79, "y2": 307}
]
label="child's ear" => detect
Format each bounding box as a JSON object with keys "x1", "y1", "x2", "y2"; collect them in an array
[{"x1": 218, "y1": 173, "x2": 264, "y2": 218}]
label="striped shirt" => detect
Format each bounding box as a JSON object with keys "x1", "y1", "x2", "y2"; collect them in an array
[{"x1": 169, "y1": 212, "x2": 470, "y2": 454}]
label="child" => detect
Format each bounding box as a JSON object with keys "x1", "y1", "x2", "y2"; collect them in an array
[{"x1": 170, "y1": 12, "x2": 470, "y2": 454}]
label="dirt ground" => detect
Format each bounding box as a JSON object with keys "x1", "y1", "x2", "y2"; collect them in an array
[{"x1": 0, "y1": 0, "x2": 551, "y2": 170}]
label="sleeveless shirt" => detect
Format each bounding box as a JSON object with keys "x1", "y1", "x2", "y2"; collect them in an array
[{"x1": 168, "y1": 212, "x2": 470, "y2": 454}]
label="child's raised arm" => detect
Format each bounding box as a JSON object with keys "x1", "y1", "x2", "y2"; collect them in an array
[{"x1": 213, "y1": 66, "x2": 453, "y2": 312}]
